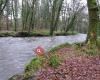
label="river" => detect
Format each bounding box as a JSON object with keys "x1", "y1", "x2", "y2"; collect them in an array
[{"x1": 0, "y1": 34, "x2": 86, "y2": 80}]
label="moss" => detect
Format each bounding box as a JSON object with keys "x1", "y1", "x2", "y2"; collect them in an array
[
  {"x1": 0, "y1": 31, "x2": 16, "y2": 37},
  {"x1": 0, "y1": 30, "x2": 78, "y2": 37},
  {"x1": 54, "y1": 31, "x2": 78, "y2": 36},
  {"x1": 24, "y1": 57, "x2": 45, "y2": 79}
]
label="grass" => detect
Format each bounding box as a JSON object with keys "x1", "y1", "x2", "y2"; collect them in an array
[
  {"x1": 24, "y1": 57, "x2": 45, "y2": 79},
  {"x1": 48, "y1": 54, "x2": 60, "y2": 68}
]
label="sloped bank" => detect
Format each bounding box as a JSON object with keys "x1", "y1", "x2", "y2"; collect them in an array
[{"x1": 9, "y1": 43, "x2": 100, "y2": 80}]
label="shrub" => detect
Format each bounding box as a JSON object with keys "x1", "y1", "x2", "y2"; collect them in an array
[{"x1": 49, "y1": 54, "x2": 60, "y2": 68}]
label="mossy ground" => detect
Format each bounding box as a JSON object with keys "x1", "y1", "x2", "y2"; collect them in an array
[{"x1": 0, "y1": 30, "x2": 77, "y2": 37}]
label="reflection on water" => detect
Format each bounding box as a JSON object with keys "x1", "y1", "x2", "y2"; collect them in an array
[{"x1": 0, "y1": 34, "x2": 86, "y2": 80}]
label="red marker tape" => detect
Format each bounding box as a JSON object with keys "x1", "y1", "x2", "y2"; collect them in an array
[{"x1": 35, "y1": 46, "x2": 45, "y2": 56}]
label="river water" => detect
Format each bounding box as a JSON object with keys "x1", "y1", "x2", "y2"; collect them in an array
[{"x1": 0, "y1": 34, "x2": 86, "y2": 80}]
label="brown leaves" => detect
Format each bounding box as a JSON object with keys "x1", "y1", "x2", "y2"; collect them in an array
[
  {"x1": 35, "y1": 56, "x2": 100, "y2": 80},
  {"x1": 27, "y1": 46, "x2": 100, "y2": 80}
]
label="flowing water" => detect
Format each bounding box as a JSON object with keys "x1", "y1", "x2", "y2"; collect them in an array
[{"x1": 0, "y1": 34, "x2": 86, "y2": 80}]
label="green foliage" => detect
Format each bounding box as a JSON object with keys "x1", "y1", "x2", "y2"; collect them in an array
[
  {"x1": 49, "y1": 54, "x2": 60, "y2": 68},
  {"x1": 24, "y1": 57, "x2": 44, "y2": 78},
  {"x1": 0, "y1": 31, "x2": 16, "y2": 37},
  {"x1": 0, "y1": 31, "x2": 78, "y2": 37}
]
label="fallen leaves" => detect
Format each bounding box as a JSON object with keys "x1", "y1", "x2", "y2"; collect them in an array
[{"x1": 34, "y1": 56, "x2": 100, "y2": 80}]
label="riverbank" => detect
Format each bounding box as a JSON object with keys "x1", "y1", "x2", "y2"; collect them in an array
[
  {"x1": 9, "y1": 43, "x2": 100, "y2": 80},
  {"x1": 0, "y1": 31, "x2": 77, "y2": 37},
  {"x1": 0, "y1": 34, "x2": 87, "y2": 80}
]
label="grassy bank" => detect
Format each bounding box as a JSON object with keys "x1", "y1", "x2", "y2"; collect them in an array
[
  {"x1": 0, "y1": 31, "x2": 78, "y2": 37},
  {"x1": 9, "y1": 42, "x2": 100, "y2": 80}
]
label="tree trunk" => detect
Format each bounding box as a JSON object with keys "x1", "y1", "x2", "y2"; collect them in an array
[
  {"x1": 6, "y1": 1, "x2": 9, "y2": 30},
  {"x1": 0, "y1": 0, "x2": 8, "y2": 15},
  {"x1": 50, "y1": 0, "x2": 57, "y2": 36},
  {"x1": 86, "y1": 0, "x2": 99, "y2": 45}
]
